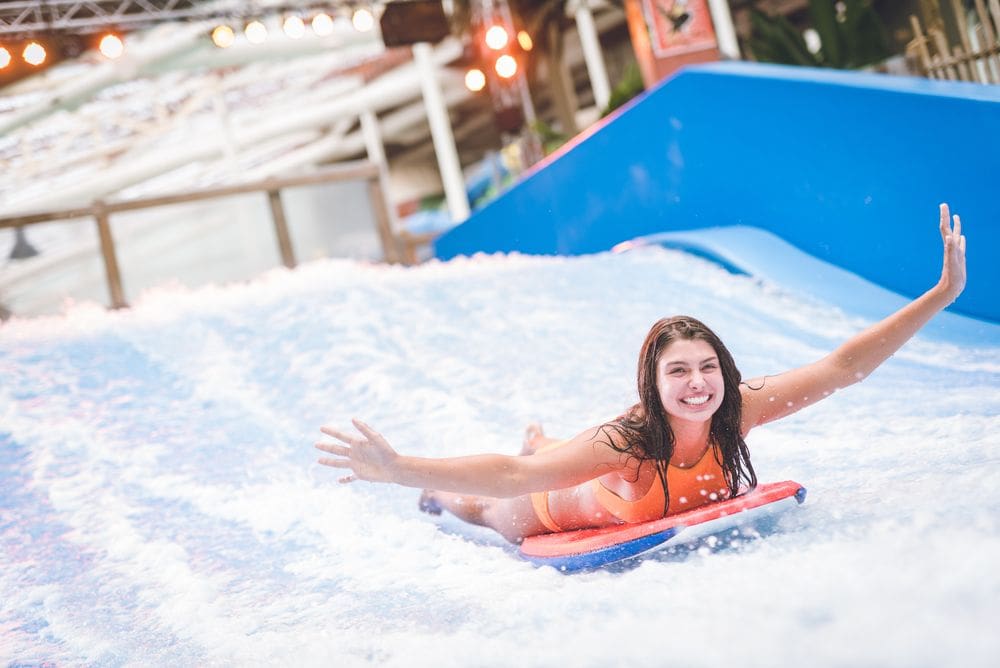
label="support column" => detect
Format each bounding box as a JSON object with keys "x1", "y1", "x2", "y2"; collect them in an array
[
  {"x1": 360, "y1": 110, "x2": 403, "y2": 264},
  {"x1": 412, "y1": 42, "x2": 470, "y2": 224},
  {"x1": 706, "y1": 0, "x2": 741, "y2": 60},
  {"x1": 93, "y1": 201, "x2": 127, "y2": 310},
  {"x1": 573, "y1": 0, "x2": 612, "y2": 110},
  {"x1": 267, "y1": 189, "x2": 296, "y2": 269}
]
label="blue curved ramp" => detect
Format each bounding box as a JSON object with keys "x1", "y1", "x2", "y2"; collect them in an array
[{"x1": 433, "y1": 62, "x2": 1000, "y2": 324}]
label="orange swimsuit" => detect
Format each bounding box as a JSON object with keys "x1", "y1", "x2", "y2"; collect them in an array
[{"x1": 530, "y1": 443, "x2": 731, "y2": 533}]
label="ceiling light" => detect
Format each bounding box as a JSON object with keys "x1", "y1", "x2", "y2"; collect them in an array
[
  {"x1": 311, "y1": 12, "x2": 334, "y2": 36},
  {"x1": 245, "y1": 20, "x2": 268, "y2": 44},
  {"x1": 352, "y1": 8, "x2": 375, "y2": 32},
  {"x1": 99, "y1": 33, "x2": 124, "y2": 59},
  {"x1": 23, "y1": 41, "x2": 46, "y2": 66},
  {"x1": 283, "y1": 15, "x2": 306, "y2": 39},
  {"x1": 212, "y1": 24, "x2": 236, "y2": 48}
]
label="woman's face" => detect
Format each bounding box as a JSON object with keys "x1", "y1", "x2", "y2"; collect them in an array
[{"x1": 655, "y1": 338, "x2": 724, "y2": 424}]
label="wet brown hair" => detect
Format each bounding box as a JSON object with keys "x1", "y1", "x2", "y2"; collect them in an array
[{"x1": 597, "y1": 316, "x2": 756, "y2": 514}]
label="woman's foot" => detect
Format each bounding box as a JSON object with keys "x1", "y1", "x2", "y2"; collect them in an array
[
  {"x1": 521, "y1": 423, "x2": 545, "y2": 455},
  {"x1": 418, "y1": 489, "x2": 442, "y2": 515}
]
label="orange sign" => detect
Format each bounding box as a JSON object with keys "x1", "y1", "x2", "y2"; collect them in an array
[{"x1": 643, "y1": 0, "x2": 718, "y2": 57}]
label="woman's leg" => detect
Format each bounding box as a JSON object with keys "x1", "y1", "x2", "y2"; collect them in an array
[
  {"x1": 520, "y1": 422, "x2": 560, "y2": 455},
  {"x1": 417, "y1": 423, "x2": 563, "y2": 542},
  {"x1": 419, "y1": 489, "x2": 549, "y2": 543}
]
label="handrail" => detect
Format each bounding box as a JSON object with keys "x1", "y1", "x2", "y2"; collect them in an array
[{"x1": 0, "y1": 160, "x2": 416, "y2": 310}]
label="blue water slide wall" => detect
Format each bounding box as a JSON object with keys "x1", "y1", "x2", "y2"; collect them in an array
[{"x1": 434, "y1": 62, "x2": 1000, "y2": 324}]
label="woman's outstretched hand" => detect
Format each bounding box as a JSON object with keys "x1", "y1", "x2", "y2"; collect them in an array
[
  {"x1": 938, "y1": 202, "x2": 967, "y2": 302},
  {"x1": 316, "y1": 418, "x2": 399, "y2": 484}
]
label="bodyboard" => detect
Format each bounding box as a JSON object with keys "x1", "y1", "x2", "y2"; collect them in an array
[{"x1": 519, "y1": 480, "x2": 806, "y2": 572}]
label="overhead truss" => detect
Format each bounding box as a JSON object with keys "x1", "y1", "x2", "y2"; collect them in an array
[{"x1": 0, "y1": 1, "x2": 350, "y2": 39}]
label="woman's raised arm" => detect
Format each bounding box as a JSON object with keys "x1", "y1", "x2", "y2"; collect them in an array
[
  {"x1": 740, "y1": 203, "x2": 967, "y2": 433},
  {"x1": 315, "y1": 419, "x2": 629, "y2": 497}
]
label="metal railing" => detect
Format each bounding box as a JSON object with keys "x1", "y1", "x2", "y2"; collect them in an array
[{"x1": 0, "y1": 160, "x2": 435, "y2": 310}]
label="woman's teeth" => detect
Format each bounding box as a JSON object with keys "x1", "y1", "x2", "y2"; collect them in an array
[{"x1": 682, "y1": 395, "x2": 710, "y2": 406}]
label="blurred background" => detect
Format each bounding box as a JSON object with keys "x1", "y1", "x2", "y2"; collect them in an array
[{"x1": 1, "y1": 0, "x2": 996, "y2": 318}]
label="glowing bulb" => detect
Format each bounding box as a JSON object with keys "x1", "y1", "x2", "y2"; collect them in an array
[
  {"x1": 352, "y1": 8, "x2": 375, "y2": 32},
  {"x1": 495, "y1": 54, "x2": 517, "y2": 79},
  {"x1": 212, "y1": 25, "x2": 235, "y2": 48},
  {"x1": 465, "y1": 68, "x2": 486, "y2": 92},
  {"x1": 245, "y1": 20, "x2": 268, "y2": 44},
  {"x1": 283, "y1": 15, "x2": 305, "y2": 39},
  {"x1": 23, "y1": 41, "x2": 46, "y2": 66},
  {"x1": 311, "y1": 12, "x2": 334, "y2": 36},
  {"x1": 0, "y1": 47, "x2": 11, "y2": 69},
  {"x1": 99, "y1": 34, "x2": 124, "y2": 59},
  {"x1": 485, "y1": 25, "x2": 508, "y2": 50},
  {"x1": 517, "y1": 30, "x2": 533, "y2": 51}
]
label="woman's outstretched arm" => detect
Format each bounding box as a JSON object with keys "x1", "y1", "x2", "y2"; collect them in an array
[
  {"x1": 740, "y1": 203, "x2": 967, "y2": 433},
  {"x1": 315, "y1": 419, "x2": 628, "y2": 497}
]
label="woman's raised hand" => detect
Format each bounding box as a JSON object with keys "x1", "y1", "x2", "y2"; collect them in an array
[
  {"x1": 938, "y1": 202, "x2": 967, "y2": 302},
  {"x1": 316, "y1": 418, "x2": 399, "y2": 484}
]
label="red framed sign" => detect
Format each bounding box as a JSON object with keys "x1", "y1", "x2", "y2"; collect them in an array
[{"x1": 642, "y1": 0, "x2": 718, "y2": 58}]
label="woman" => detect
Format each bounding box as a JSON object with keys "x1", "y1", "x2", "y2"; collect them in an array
[{"x1": 316, "y1": 204, "x2": 967, "y2": 543}]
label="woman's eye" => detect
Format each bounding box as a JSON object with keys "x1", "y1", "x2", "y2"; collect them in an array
[
  {"x1": 669, "y1": 368, "x2": 685, "y2": 375},
  {"x1": 702, "y1": 364, "x2": 717, "y2": 372}
]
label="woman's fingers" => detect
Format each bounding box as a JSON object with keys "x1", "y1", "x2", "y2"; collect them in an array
[
  {"x1": 952, "y1": 213, "x2": 961, "y2": 239},
  {"x1": 339, "y1": 474, "x2": 357, "y2": 484},
  {"x1": 314, "y1": 441, "x2": 349, "y2": 456},
  {"x1": 940, "y1": 203, "x2": 950, "y2": 240},
  {"x1": 317, "y1": 456, "x2": 352, "y2": 469},
  {"x1": 320, "y1": 426, "x2": 364, "y2": 446},
  {"x1": 351, "y1": 418, "x2": 383, "y2": 442}
]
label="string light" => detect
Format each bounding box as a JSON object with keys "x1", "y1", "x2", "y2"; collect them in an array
[
  {"x1": 283, "y1": 15, "x2": 306, "y2": 39},
  {"x1": 244, "y1": 19, "x2": 268, "y2": 44},
  {"x1": 99, "y1": 33, "x2": 124, "y2": 59},
  {"x1": 517, "y1": 30, "x2": 533, "y2": 51},
  {"x1": 211, "y1": 25, "x2": 235, "y2": 48},
  {"x1": 311, "y1": 12, "x2": 334, "y2": 36},
  {"x1": 464, "y1": 68, "x2": 486, "y2": 92},
  {"x1": 23, "y1": 41, "x2": 46, "y2": 66},
  {"x1": 352, "y1": 8, "x2": 375, "y2": 32},
  {"x1": 0, "y1": 46, "x2": 11, "y2": 69},
  {"x1": 485, "y1": 25, "x2": 508, "y2": 50},
  {"x1": 495, "y1": 53, "x2": 517, "y2": 78}
]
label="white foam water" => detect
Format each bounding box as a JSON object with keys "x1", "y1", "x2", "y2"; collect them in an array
[{"x1": 2, "y1": 248, "x2": 998, "y2": 666}]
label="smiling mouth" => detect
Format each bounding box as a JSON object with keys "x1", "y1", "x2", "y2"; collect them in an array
[{"x1": 681, "y1": 395, "x2": 712, "y2": 406}]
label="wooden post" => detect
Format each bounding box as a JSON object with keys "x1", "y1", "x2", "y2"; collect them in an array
[
  {"x1": 93, "y1": 201, "x2": 128, "y2": 309},
  {"x1": 974, "y1": 0, "x2": 1000, "y2": 82},
  {"x1": 950, "y1": 0, "x2": 982, "y2": 81},
  {"x1": 910, "y1": 15, "x2": 935, "y2": 77},
  {"x1": 267, "y1": 189, "x2": 296, "y2": 269},
  {"x1": 931, "y1": 28, "x2": 959, "y2": 78},
  {"x1": 367, "y1": 177, "x2": 401, "y2": 264}
]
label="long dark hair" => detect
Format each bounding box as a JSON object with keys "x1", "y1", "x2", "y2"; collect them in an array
[{"x1": 597, "y1": 316, "x2": 756, "y2": 514}]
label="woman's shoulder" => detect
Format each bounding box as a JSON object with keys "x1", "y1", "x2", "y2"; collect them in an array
[{"x1": 582, "y1": 407, "x2": 645, "y2": 452}]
